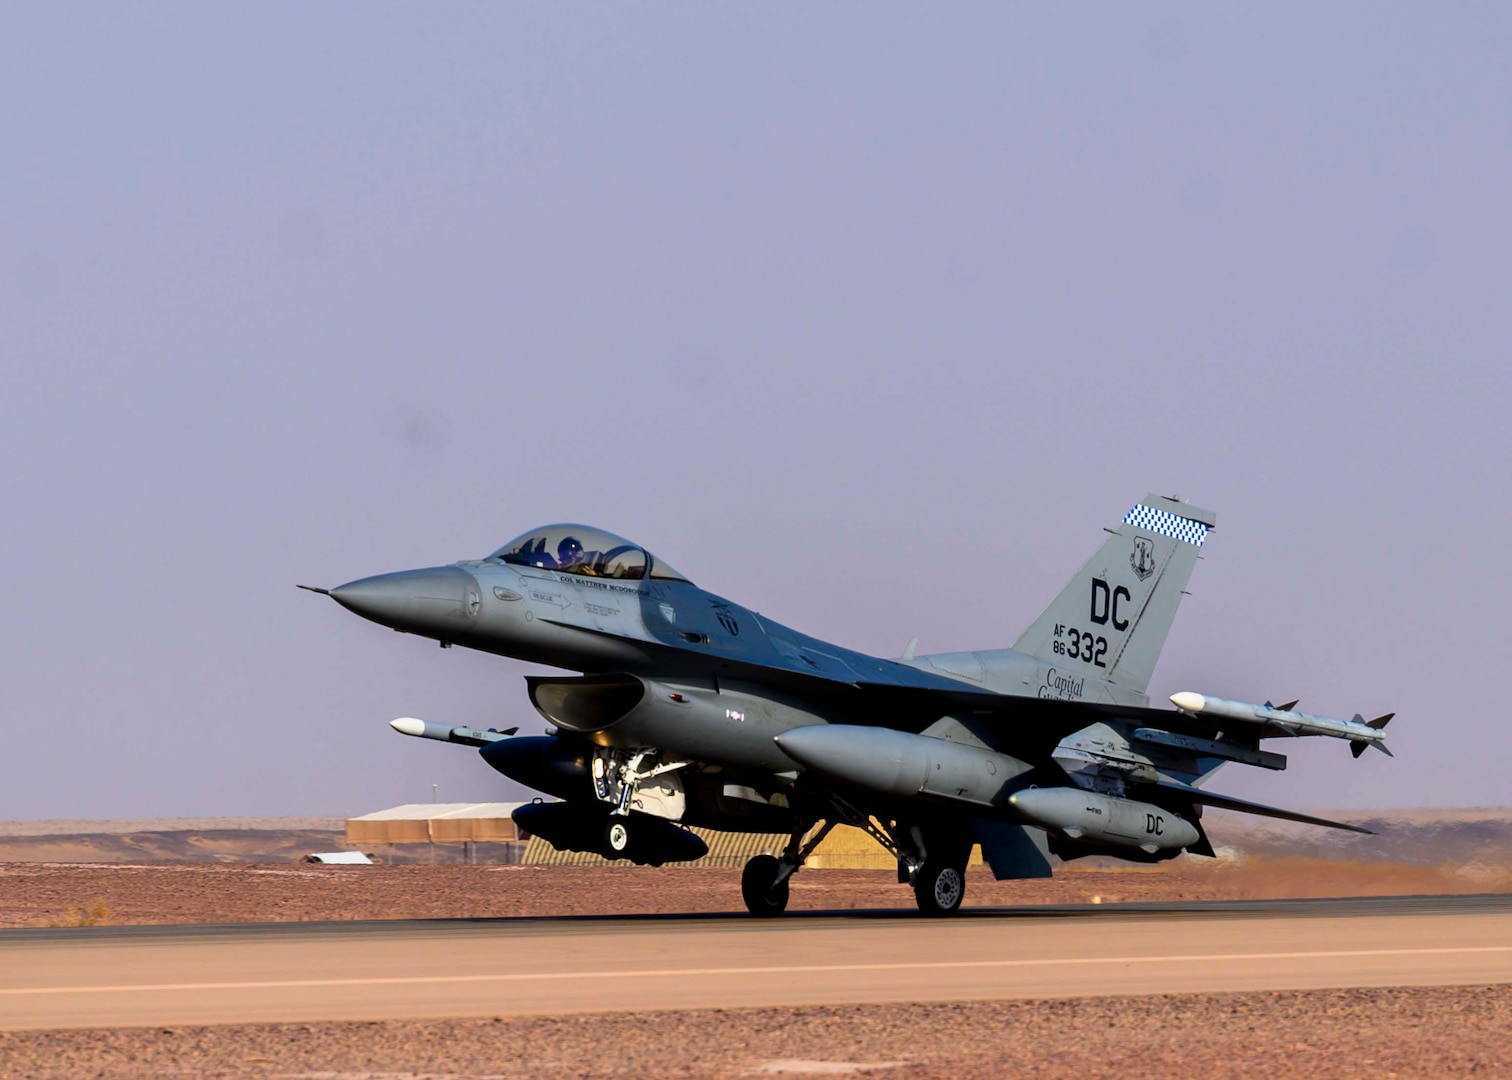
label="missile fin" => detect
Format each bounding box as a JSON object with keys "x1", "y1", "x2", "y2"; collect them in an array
[
  {"x1": 1351, "y1": 740, "x2": 1368, "y2": 759},
  {"x1": 1275, "y1": 700, "x2": 1299, "y2": 712},
  {"x1": 1374, "y1": 741, "x2": 1394, "y2": 757},
  {"x1": 1367, "y1": 712, "x2": 1395, "y2": 730}
]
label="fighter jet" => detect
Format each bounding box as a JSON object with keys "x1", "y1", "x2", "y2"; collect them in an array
[{"x1": 305, "y1": 494, "x2": 1390, "y2": 916}]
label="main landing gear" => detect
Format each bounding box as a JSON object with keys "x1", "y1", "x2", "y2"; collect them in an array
[
  {"x1": 739, "y1": 809, "x2": 971, "y2": 918},
  {"x1": 739, "y1": 820, "x2": 837, "y2": 917},
  {"x1": 911, "y1": 857, "x2": 966, "y2": 916},
  {"x1": 740, "y1": 854, "x2": 789, "y2": 916}
]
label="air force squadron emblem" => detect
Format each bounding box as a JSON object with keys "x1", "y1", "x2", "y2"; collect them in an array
[{"x1": 1130, "y1": 536, "x2": 1156, "y2": 581}]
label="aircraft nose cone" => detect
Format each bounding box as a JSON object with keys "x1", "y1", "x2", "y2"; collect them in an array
[{"x1": 330, "y1": 566, "x2": 481, "y2": 636}]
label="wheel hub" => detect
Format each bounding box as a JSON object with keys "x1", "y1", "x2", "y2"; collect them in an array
[{"x1": 933, "y1": 867, "x2": 962, "y2": 909}]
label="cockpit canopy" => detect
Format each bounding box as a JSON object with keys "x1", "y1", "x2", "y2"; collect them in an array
[{"x1": 487, "y1": 524, "x2": 691, "y2": 583}]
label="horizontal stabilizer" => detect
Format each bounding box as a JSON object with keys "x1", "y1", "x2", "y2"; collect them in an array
[{"x1": 1151, "y1": 780, "x2": 1374, "y2": 835}]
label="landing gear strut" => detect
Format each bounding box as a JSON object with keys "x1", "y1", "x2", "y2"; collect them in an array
[
  {"x1": 737, "y1": 799, "x2": 971, "y2": 918},
  {"x1": 739, "y1": 819, "x2": 837, "y2": 917}
]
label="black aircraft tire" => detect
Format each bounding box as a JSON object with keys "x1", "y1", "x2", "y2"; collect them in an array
[
  {"x1": 913, "y1": 861, "x2": 966, "y2": 917},
  {"x1": 741, "y1": 854, "x2": 790, "y2": 917}
]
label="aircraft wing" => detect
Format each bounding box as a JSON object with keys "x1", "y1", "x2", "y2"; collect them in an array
[
  {"x1": 851, "y1": 681, "x2": 1231, "y2": 751},
  {"x1": 1146, "y1": 780, "x2": 1375, "y2": 834}
]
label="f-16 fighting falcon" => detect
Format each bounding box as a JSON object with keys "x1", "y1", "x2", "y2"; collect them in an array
[{"x1": 304, "y1": 495, "x2": 1392, "y2": 916}]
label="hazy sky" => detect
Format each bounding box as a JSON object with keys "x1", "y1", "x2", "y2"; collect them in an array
[{"x1": 3, "y1": 4, "x2": 1509, "y2": 819}]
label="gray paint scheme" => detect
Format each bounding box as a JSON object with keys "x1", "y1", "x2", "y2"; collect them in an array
[{"x1": 316, "y1": 494, "x2": 1386, "y2": 915}]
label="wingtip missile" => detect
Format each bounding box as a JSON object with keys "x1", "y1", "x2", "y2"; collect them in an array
[
  {"x1": 1171, "y1": 691, "x2": 1394, "y2": 756},
  {"x1": 1169, "y1": 691, "x2": 1205, "y2": 713},
  {"x1": 390, "y1": 716, "x2": 428, "y2": 737}
]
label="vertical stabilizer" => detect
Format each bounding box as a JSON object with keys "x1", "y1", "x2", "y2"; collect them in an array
[{"x1": 1011, "y1": 495, "x2": 1214, "y2": 694}]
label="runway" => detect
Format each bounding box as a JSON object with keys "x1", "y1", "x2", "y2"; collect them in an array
[{"x1": 2, "y1": 896, "x2": 1509, "y2": 1031}]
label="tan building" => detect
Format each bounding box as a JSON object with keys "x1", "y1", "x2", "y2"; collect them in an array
[
  {"x1": 524, "y1": 822, "x2": 985, "y2": 870},
  {"x1": 347, "y1": 803, "x2": 983, "y2": 869},
  {"x1": 346, "y1": 803, "x2": 528, "y2": 846}
]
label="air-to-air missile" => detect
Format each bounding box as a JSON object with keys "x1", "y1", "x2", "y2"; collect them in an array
[
  {"x1": 389, "y1": 717, "x2": 516, "y2": 747},
  {"x1": 390, "y1": 718, "x2": 595, "y2": 801},
  {"x1": 1168, "y1": 692, "x2": 1394, "y2": 758}
]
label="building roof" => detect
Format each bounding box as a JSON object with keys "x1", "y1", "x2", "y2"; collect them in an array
[{"x1": 348, "y1": 802, "x2": 530, "y2": 822}]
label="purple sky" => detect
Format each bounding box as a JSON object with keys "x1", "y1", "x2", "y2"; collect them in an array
[{"x1": 3, "y1": 5, "x2": 1509, "y2": 819}]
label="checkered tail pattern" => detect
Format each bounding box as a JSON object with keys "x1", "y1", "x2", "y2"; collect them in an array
[{"x1": 1122, "y1": 504, "x2": 1209, "y2": 547}]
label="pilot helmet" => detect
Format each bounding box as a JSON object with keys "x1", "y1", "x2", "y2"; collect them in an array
[{"x1": 557, "y1": 536, "x2": 584, "y2": 565}]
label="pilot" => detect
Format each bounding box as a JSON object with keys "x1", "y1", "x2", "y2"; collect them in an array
[{"x1": 556, "y1": 536, "x2": 587, "y2": 573}]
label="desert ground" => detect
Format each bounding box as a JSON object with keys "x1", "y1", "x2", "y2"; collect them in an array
[
  {"x1": 2, "y1": 858, "x2": 1509, "y2": 928},
  {"x1": 2, "y1": 987, "x2": 1507, "y2": 1078},
  {"x1": 1, "y1": 813, "x2": 1508, "y2": 1078}
]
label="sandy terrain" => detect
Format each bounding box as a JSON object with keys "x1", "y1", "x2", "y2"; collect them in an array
[
  {"x1": 0, "y1": 986, "x2": 1505, "y2": 1078},
  {"x1": 2, "y1": 817, "x2": 1507, "y2": 1077},
  {"x1": 0, "y1": 818, "x2": 347, "y2": 837},
  {"x1": 0, "y1": 807, "x2": 1507, "y2": 870},
  {"x1": 2, "y1": 859, "x2": 1508, "y2": 928}
]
